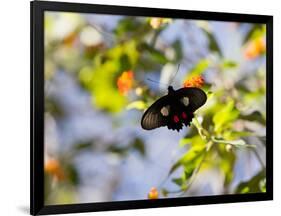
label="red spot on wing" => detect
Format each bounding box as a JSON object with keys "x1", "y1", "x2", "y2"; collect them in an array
[
  {"x1": 182, "y1": 112, "x2": 187, "y2": 119},
  {"x1": 173, "y1": 115, "x2": 180, "y2": 123}
]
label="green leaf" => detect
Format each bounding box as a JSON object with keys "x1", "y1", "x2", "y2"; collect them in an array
[
  {"x1": 185, "y1": 59, "x2": 209, "y2": 78},
  {"x1": 212, "y1": 100, "x2": 239, "y2": 133},
  {"x1": 126, "y1": 100, "x2": 147, "y2": 110},
  {"x1": 169, "y1": 161, "x2": 182, "y2": 175},
  {"x1": 207, "y1": 91, "x2": 214, "y2": 98},
  {"x1": 226, "y1": 139, "x2": 246, "y2": 146},
  {"x1": 235, "y1": 170, "x2": 266, "y2": 193},
  {"x1": 259, "y1": 178, "x2": 266, "y2": 192},
  {"x1": 74, "y1": 142, "x2": 93, "y2": 151},
  {"x1": 172, "y1": 177, "x2": 184, "y2": 186},
  {"x1": 45, "y1": 97, "x2": 64, "y2": 117},
  {"x1": 79, "y1": 40, "x2": 139, "y2": 113},
  {"x1": 107, "y1": 138, "x2": 146, "y2": 157},
  {"x1": 212, "y1": 137, "x2": 256, "y2": 148},
  {"x1": 221, "y1": 60, "x2": 238, "y2": 69},
  {"x1": 169, "y1": 144, "x2": 205, "y2": 175},
  {"x1": 131, "y1": 138, "x2": 146, "y2": 156},
  {"x1": 179, "y1": 138, "x2": 193, "y2": 147},
  {"x1": 67, "y1": 164, "x2": 79, "y2": 185},
  {"x1": 201, "y1": 29, "x2": 222, "y2": 56},
  {"x1": 172, "y1": 39, "x2": 183, "y2": 62},
  {"x1": 223, "y1": 130, "x2": 253, "y2": 140},
  {"x1": 240, "y1": 111, "x2": 266, "y2": 125},
  {"x1": 107, "y1": 145, "x2": 128, "y2": 156},
  {"x1": 243, "y1": 24, "x2": 266, "y2": 44},
  {"x1": 184, "y1": 166, "x2": 195, "y2": 179},
  {"x1": 161, "y1": 188, "x2": 169, "y2": 197},
  {"x1": 181, "y1": 145, "x2": 205, "y2": 164},
  {"x1": 219, "y1": 150, "x2": 236, "y2": 186},
  {"x1": 114, "y1": 17, "x2": 141, "y2": 38},
  {"x1": 172, "y1": 167, "x2": 195, "y2": 189},
  {"x1": 140, "y1": 43, "x2": 169, "y2": 64}
]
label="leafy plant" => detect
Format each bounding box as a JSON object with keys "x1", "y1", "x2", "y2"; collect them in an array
[{"x1": 44, "y1": 12, "x2": 267, "y2": 203}]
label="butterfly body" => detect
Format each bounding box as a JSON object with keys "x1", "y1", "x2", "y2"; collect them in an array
[{"x1": 141, "y1": 86, "x2": 206, "y2": 131}]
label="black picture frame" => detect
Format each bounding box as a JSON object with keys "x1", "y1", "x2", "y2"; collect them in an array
[{"x1": 30, "y1": 1, "x2": 273, "y2": 215}]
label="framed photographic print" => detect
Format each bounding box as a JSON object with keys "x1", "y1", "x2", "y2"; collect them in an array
[{"x1": 30, "y1": 0, "x2": 273, "y2": 215}]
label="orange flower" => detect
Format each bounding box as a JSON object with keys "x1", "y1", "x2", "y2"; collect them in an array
[
  {"x1": 148, "y1": 187, "x2": 159, "y2": 199},
  {"x1": 117, "y1": 70, "x2": 134, "y2": 95},
  {"x1": 183, "y1": 75, "x2": 204, "y2": 88},
  {"x1": 44, "y1": 158, "x2": 65, "y2": 181},
  {"x1": 63, "y1": 31, "x2": 77, "y2": 47},
  {"x1": 244, "y1": 37, "x2": 266, "y2": 60}
]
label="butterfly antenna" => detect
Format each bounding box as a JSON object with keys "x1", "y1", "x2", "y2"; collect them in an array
[
  {"x1": 169, "y1": 64, "x2": 181, "y2": 85},
  {"x1": 147, "y1": 78, "x2": 169, "y2": 87}
]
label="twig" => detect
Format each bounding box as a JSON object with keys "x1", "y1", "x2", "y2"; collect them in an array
[
  {"x1": 252, "y1": 147, "x2": 265, "y2": 169},
  {"x1": 211, "y1": 137, "x2": 256, "y2": 149}
]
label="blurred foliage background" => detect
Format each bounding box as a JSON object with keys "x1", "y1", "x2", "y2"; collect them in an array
[{"x1": 44, "y1": 12, "x2": 266, "y2": 205}]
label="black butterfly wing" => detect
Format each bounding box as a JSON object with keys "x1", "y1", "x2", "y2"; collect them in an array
[
  {"x1": 175, "y1": 87, "x2": 207, "y2": 112},
  {"x1": 141, "y1": 87, "x2": 207, "y2": 131},
  {"x1": 141, "y1": 95, "x2": 171, "y2": 130}
]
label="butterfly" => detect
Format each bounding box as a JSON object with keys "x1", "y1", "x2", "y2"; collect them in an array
[{"x1": 141, "y1": 86, "x2": 207, "y2": 131}]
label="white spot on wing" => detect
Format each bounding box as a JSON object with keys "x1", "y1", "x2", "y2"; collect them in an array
[
  {"x1": 160, "y1": 105, "x2": 170, "y2": 116},
  {"x1": 181, "y1": 97, "x2": 189, "y2": 106}
]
